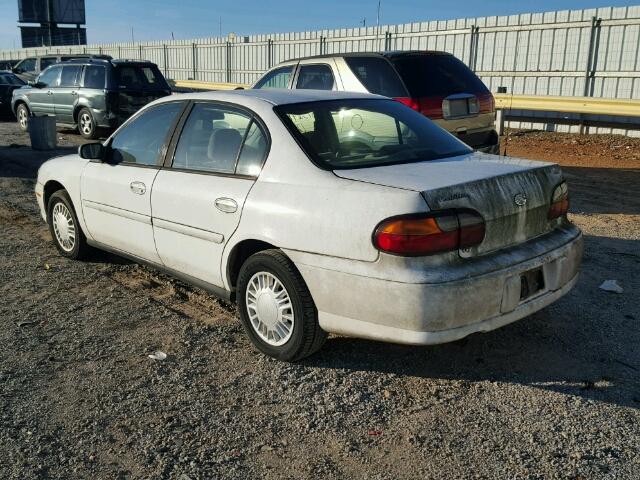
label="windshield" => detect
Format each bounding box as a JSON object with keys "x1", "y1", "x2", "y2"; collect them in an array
[
  {"x1": 276, "y1": 99, "x2": 471, "y2": 169},
  {"x1": 114, "y1": 64, "x2": 168, "y2": 90},
  {"x1": 0, "y1": 73, "x2": 25, "y2": 85}
]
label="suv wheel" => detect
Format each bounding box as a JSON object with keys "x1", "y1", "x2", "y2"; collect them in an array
[
  {"x1": 77, "y1": 108, "x2": 98, "y2": 139},
  {"x1": 237, "y1": 249, "x2": 327, "y2": 361},
  {"x1": 48, "y1": 190, "x2": 91, "y2": 259},
  {"x1": 16, "y1": 104, "x2": 29, "y2": 131}
]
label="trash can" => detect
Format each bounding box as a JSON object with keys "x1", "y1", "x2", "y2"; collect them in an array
[{"x1": 28, "y1": 115, "x2": 57, "y2": 151}]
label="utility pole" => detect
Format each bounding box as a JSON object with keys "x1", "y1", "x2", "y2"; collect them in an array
[
  {"x1": 131, "y1": 27, "x2": 135, "y2": 43},
  {"x1": 376, "y1": 1, "x2": 381, "y2": 48}
]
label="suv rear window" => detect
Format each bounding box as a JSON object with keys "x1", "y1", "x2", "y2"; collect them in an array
[
  {"x1": 114, "y1": 65, "x2": 168, "y2": 90},
  {"x1": 344, "y1": 56, "x2": 407, "y2": 98},
  {"x1": 277, "y1": 99, "x2": 470, "y2": 169},
  {"x1": 390, "y1": 54, "x2": 489, "y2": 97}
]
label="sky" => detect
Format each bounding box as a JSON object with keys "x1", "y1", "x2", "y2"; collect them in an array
[{"x1": 0, "y1": 0, "x2": 638, "y2": 50}]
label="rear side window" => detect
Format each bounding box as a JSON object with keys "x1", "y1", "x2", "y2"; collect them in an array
[
  {"x1": 40, "y1": 57, "x2": 58, "y2": 70},
  {"x1": 173, "y1": 103, "x2": 267, "y2": 175},
  {"x1": 254, "y1": 66, "x2": 293, "y2": 89},
  {"x1": 296, "y1": 64, "x2": 334, "y2": 90},
  {"x1": 0, "y1": 74, "x2": 25, "y2": 85},
  {"x1": 115, "y1": 65, "x2": 167, "y2": 90},
  {"x1": 83, "y1": 66, "x2": 106, "y2": 89},
  {"x1": 18, "y1": 58, "x2": 37, "y2": 72},
  {"x1": 344, "y1": 56, "x2": 407, "y2": 97},
  {"x1": 391, "y1": 54, "x2": 489, "y2": 97},
  {"x1": 59, "y1": 65, "x2": 82, "y2": 87}
]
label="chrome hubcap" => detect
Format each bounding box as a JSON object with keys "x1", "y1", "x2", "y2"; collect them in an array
[
  {"x1": 52, "y1": 203, "x2": 76, "y2": 252},
  {"x1": 80, "y1": 113, "x2": 92, "y2": 135},
  {"x1": 246, "y1": 271, "x2": 294, "y2": 346},
  {"x1": 18, "y1": 108, "x2": 27, "y2": 129}
]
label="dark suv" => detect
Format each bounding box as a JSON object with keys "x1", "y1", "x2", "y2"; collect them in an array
[
  {"x1": 253, "y1": 51, "x2": 499, "y2": 154},
  {"x1": 12, "y1": 58, "x2": 171, "y2": 139}
]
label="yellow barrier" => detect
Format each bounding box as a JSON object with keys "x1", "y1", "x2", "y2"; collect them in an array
[
  {"x1": 169, "y1": 79, "x2": 248, "y2": 91},
  {"x1": 494, "y1": 93, "x2": 640, "y2": 117},
  {"x1": 168, "y1": 80, "x2": 639, "y2": 118}
]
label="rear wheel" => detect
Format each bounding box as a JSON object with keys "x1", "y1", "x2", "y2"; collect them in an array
[
  {"x1": 16, "y1": 104, "x2": 29, "y2": 131},
  {"x1": 237, "y1": 249, "x2": 327, "y2": 361},
  {"x1": 77, "y1": 108, "x2": 98, "y2": 139},
  {"x1": 47, "y1": 190, "x2": 91, "y2": 259}
]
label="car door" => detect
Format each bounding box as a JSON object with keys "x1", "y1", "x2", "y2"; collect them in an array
[
  {"x1": 151, "y1": 101, "x2": 269, "y2": 288},
  {"x1": 29, "y1": 65, "x2": 61, "y2": 116},
  {"x1": 54, "y1": 65, "x2": 83, "y2": 123},
  {"x1": 80, "y1": 100, "x2": 186, "y2": 262}
]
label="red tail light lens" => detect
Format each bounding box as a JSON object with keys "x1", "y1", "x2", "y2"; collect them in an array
[
  {"x1": 393, "y1": 97, "x2": 420, "y2": 111},
  {"x1": 373, "y1": 210, "x2": 485, "y2": 256},
  {"x1": 478, "y1": 92, "x2": 495, "y2": 114},
  {"x1": 548, "y1": 182, "x2": 570, "y2": 219}
]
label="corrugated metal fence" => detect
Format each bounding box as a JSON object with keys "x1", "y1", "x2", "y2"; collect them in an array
[{"x1": 2, "y1": 5, "x2": 640, "y2": 135}]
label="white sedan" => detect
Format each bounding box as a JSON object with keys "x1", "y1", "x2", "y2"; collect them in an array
[{"x1": 35, "y1": 89, "x2": 582, "y2": 361}]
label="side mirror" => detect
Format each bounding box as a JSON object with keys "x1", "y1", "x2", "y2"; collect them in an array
[
  {"x1": 78, "y1": 142, "x2": 106, "y2": 160},
  {"x1": 12, "y1": 67, "x2": 22, "y2": 74},
  {"x1": 29, "y1": 81, "x2": 45, "y2": 88}
]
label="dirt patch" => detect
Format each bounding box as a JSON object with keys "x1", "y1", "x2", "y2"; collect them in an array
[{"x1": 1, "y1": 120, "x2": 639, "y2": 479}]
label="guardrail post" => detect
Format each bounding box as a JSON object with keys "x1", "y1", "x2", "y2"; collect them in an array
[{"x1": 496, "y1": 86, "x2": 508, "y2": 136}]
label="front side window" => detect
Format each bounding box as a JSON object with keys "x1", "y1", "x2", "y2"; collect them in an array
[
  {"x1": 59, "y1": 65, "x2": 82, "y2": 87},
  {"x1": 253, "y1": 66, "x2": 293, "y2": 89},
  {"x1": 110, "y1": 102, "x2": 184, "y2": 166},
  {"x1": 37, "y1": 66, "x2": 61, "y2": 87},
  {"x1": 277, "y1": 99, "x2": 471, "y2": 169},
  {"x1": 39, "y1": 57, "x2": 58, "y2": 70},
  {"x1": 82, "y1": 66, "x2": 106, "y2": 89},
  {"x1": 295, "y1": 64, "x2": 335, "y2": 90},
  {"x1": 173, "y1": 103, "x2": 267, "y2": 175}
]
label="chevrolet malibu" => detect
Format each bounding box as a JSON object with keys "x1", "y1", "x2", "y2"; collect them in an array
[{"x1": 35, "y1": 89, "x2": 582, "y2": 361}]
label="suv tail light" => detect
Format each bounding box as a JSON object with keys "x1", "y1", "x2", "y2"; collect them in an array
[
  {"x1": 373, "y1": 210, "x2": 485, "y2": 256},
  {"x1": 393, "y1": 97, "x2": 420, "y2": 111},
  {"x1": 548, "y1": 182, "x2": 569, "y2": 219},
  {"x1": 393, "y1": 97, "x2": 444, "y2": 119},
  {"x1": 478, "y1": 92, "x2": 495, "y2": 114}
]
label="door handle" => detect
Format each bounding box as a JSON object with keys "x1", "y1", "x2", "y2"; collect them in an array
[
  {"x1": 47, "y1": 90, "x2": 54, "y2": 95},
  {"x1": 71, "y1": 91, "x2": 78, "y2": 96},
  {"x1": 214, "y1": 197, "x2": 237, "y2": 213},
  {"x1": 130, "y1": 181, "x2": 146, "y2": 195}
]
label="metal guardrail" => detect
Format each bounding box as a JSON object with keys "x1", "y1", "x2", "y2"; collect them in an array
[
  {"x1": 494, "y1": 93, "x2": 640, "y2": 117},
  {"x1": 169, "y1": 79, "x2": 247, "y2": 91}
]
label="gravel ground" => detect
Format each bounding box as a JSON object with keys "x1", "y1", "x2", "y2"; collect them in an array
[{"x1": 0, "y1": 117, "x2": 639, "y2": 479}]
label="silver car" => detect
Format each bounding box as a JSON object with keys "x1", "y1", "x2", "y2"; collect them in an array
[{"x1": 253, "y1": 51, "x2": 500, "y2": 154}]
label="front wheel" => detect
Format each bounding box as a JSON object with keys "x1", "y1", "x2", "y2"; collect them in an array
[
  {"x1": 47, "y1": 190, "x2": 91, "y2": 259},
  {"x1": 237, "y1": 249, "x2": 327, "y2": 361},
  {"x1": 77, "y1": 108, "x2": 98, "y2": 139}
]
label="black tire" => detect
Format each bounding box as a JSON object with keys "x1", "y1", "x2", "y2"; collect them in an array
[
  {"x1": 77, "y1": 107, "x2": 98, "y2": 139},
  {"x1": 16, "y1": 103, "x2": 29, "y2": 131},
  {"x1": 47, "y1": 190, "x2": 91, "y2": 260},
  {"x1": 237, "y1": 249, "x2": 327, "y2": 361}
]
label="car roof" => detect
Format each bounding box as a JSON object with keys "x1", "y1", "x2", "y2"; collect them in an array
[
  {"x1": 160, "y1": 88, "x2": 386, "y2": 106},
  {"x1": 59, "y1": 58, "x2": 155, "y2": 66},
  {"x1": 281, "y1": 50, "x2": 452, "y2": 62}
]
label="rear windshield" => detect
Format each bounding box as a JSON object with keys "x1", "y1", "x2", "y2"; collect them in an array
[
  {"x1": 0, "y1": 73, "x2": 25, "y2": 85},
  {"x1": 391, "y1": 54, "x2": 489, "y2": 97},
  {"x1": 276, "y1": 99, "x2": 471, "y2": 170},
  {"x1": 114, "y1": 64, "x2": 168, "y2": 90},
  {"x1": 344, "y1": 56, "x2": 407, "y2": 98}
]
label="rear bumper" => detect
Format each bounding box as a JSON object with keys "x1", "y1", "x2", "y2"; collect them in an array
[{"x1": 294, "y1": 226, "x2": 583, "y2": 345}]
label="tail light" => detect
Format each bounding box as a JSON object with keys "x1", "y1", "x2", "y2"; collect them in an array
[
  {"x1": 373, "y1": 210, "x2": 485, "y2": 256},
  {"x1": 394, "y1": 97, "x2": 420, "y2": 111},
  {"x1": 478, "y1": 92, "x2": 495, "y2": 114},
  {"x1": 548, "y1": 182, "x2": 569, "y2": 219}
]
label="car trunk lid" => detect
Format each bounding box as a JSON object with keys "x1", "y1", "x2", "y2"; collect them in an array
[{"x1": 333, "y1": 152, "x2": 564, "y2": 257}]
